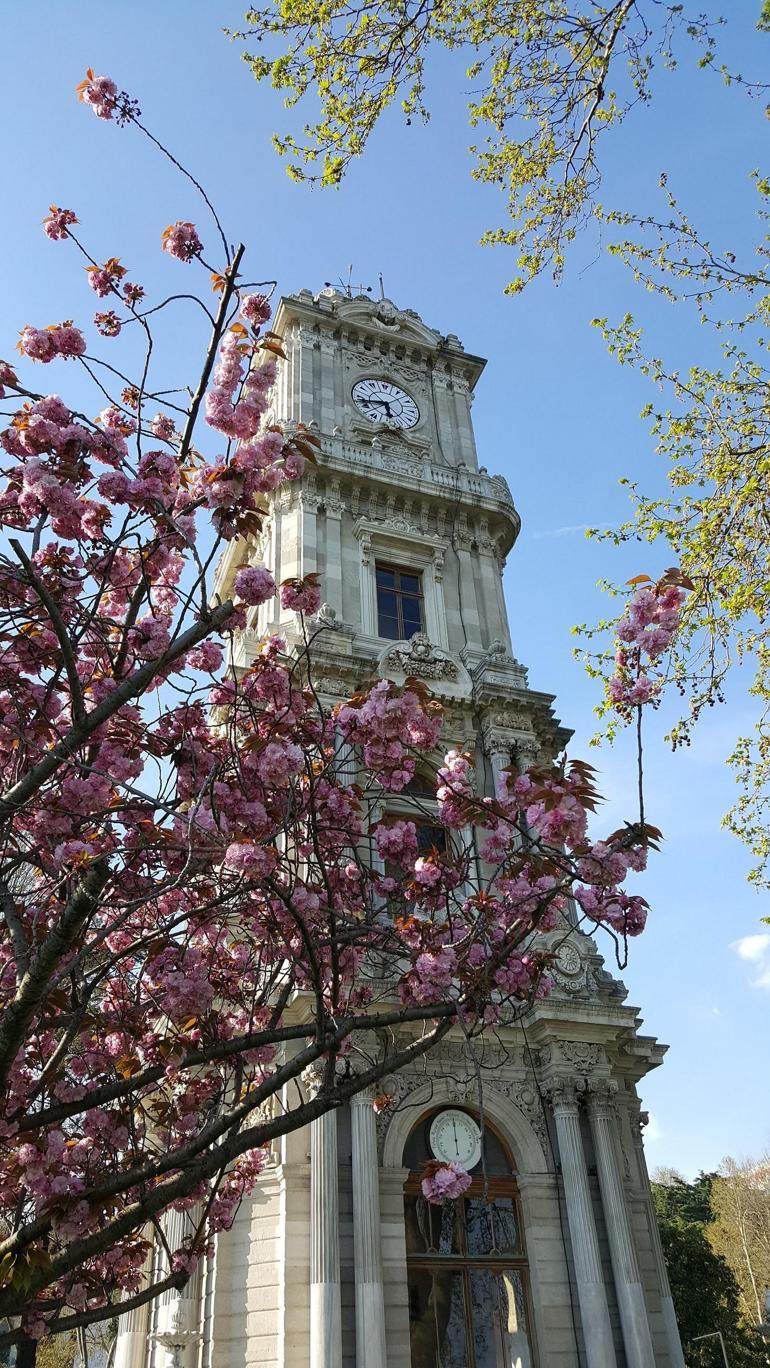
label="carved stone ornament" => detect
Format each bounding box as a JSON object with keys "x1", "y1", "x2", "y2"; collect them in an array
[
  {"x1": 559, "y1": 1041, "x2": 602, "y2": 1073},
  {"x1": 383, "y1": 632, "x2": 459, "y2": 682},
  {"x1": 312, "y1": 603, "x2": 341, "y2": 630}
]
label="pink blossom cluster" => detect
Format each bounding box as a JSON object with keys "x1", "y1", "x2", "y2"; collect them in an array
[
  {"x1": 609, "y1": 579, "x2": 688, "y2": 719},
  {"x1": 436, "y1": 748, "x2": 474, "y2": 828},
  {"x1": 87, "y1": 257, "x2": 127, "y2": 297},
  {"x1": 374, "y1": 819, "x2": 418, "y2": 866},
  {"x1": 240, "y1": 292, "x2": 272, "y2": 327},
  {"x1": 204, "y1": 329, "x2": 277, "y2": 442},
  {"x1": 337, "y1": 680, "x2": 443, "y2": 790},
  {"x1": 94, "y1": 310, "x2": 122, "y2": 337},
  {"x1": 161, "y1": 220, "x2": 203, "y2": 263},
  {"x1": 43, "y1": 206, "x2": 78, "y2": 240},
  {"x1": 280, "y1": 574, "x2": 322, "y2": 614},
  {"x1": 234, "y1": 565, "x2": 276, "y2": 606},
  {"x1": 18, "y1": 323, "x2": 86, "y2": 363},
  {"x1": 76, "y1": 70, "x2": 118, "y2": 119},
  {"x1": 0, "y1": 360, "x2": 18, "y2": 397},
  {"x1": 151, "y1": 412, "x2": 176, "y2": 442},
  {"x1": 421, "y1": 1161, "x2": 473, "y2": 1205}
]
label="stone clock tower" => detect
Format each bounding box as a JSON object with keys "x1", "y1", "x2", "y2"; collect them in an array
[{"x1": 114, "y1": 289, "x2": 685, "y2": 1368}]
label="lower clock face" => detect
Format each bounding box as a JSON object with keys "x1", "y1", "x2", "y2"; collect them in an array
[
  {"x1": 352, "y1": 378, "x2": 419, "y2": 429},
  {"x1": 429, "y1": 1109, "x2": 482, "y2": 1170}
]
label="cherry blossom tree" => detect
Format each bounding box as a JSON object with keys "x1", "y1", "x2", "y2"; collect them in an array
[{"x1": 0, "y1": 71, "x2": 672, "y2": 1356}]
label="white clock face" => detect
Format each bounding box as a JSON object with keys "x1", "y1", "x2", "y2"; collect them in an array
[
  {"x1": 352, "y1": 378, "x2": 419, "y2": 429},
  {"x1": 429, "y1": 1109, "x2": 482, "y2": 1170}
]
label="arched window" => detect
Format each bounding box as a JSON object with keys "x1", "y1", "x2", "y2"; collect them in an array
[{"x1": 403, "y1": 1110, "x2": 535, "y2": 1368}]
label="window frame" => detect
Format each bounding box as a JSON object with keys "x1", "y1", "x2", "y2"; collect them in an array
[
  {"x1": 353, "y1": 519, "x2": 449, "y2": 648},
  {"x1": 403, "y1": 1111, "x2": 537, "y2": 1368},
  {"x1": 375, "y1": 561, "x2": 426, "y2": 641}
]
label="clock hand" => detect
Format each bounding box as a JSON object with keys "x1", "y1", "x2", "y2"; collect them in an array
[{"x1": 452, "y1": 1118, "x2": 459, "y2": 1156}]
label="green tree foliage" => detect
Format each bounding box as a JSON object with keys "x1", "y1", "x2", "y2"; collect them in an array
[
  {"x1": 652, "y1": 1173, "x2": 768, "y2": 1365},
  {"x1": 580, "y1": 181, "x2": 770, "y2": 885},
  {"x1": 235, "y1": 3, "x2": 770, "y2": 875},
  {"x1": 709, "y1": 1156, "x2": 770, "y2": 1330},
  {"x1": 230, "y1": 1, "x2": 716, "y2": 292}
]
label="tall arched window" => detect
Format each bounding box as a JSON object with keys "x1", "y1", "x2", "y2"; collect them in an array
[{"x1": 403, "y1": 1110, "x2": 535, "y2": 1368}]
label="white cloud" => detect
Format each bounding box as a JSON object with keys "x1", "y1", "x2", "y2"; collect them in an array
[
  {"x1": 644, "y1": 1113, "x2": 663, "y2": 1144},
  {"x1": 732, "y1": 932, "x2": 770, "y2": 962},
  {"x1": 529, "y1": 521, "x2": 615, "y2": 540},
  {"x1": 730, "y1": 932, "x2": 770, "y2": 990}
]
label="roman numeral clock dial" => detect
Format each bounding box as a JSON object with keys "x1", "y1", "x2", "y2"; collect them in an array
[{"x1": 352, "y1": 378, "x2": 419, "y2": 430}]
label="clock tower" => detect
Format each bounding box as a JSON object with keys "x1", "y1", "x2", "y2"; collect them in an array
[{"x1": 116, "y1": 289, "x2": 685, "y2": 1368}]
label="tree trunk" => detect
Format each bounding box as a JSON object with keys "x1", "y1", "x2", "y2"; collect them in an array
[{"x1": 15, "y1": 1339, "x2": 37, "y2": 1368}]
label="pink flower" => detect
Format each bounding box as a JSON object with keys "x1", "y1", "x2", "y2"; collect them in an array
[
  {"x1": 374, "y1": 819, "x2": 418, "y2": 866},
  {"x1": 151, "y1": 413, "x2": 176, "y2": 441},
  {"x1": 421, "y1": 1161, "x2": 472, "y2": 1204},
  {"x1": 240, "y1": 293, "x2": 272, "y2": 327},
  {"x1": 234, "y1": 566, "x2": 276, "y2": 606},
  {"x1": 186, "y1": 641, "x2": 224, "y2": 673},
  {"x1": 0, "y1": 360, "x2": 18, "y2": 397},
  {"x1": 43, "y1": 206, "x2": 78, "y2": 240},
  {"x1": 76, "y1": 70, "x2": 118, "y2": 120},
  {"x1": 161, "y1": 222, "x2": 203, "y2": 263},
  {"x1": 280, "y1": 575, "x2": 321, "y2": 614},
  {"x1": 87, "y1": 258, "x2": 127, "y2": 298},
  {"x1": 18, "y1": 327, "x2": 58, "y2": 363},
  {"x1": 94, "y1": 311, "x2": 122, "y2": 337}
]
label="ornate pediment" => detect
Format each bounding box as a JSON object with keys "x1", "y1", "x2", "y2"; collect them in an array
[
  {"x1": 330, "y1": 293, "x2": 443, "y2": 349},
  {"x1": 381, "y1": 633, "x2": 460, "y2": 683}
]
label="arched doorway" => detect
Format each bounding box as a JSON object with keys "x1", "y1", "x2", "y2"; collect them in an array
[{"x1": 403, "y1": 1109, "x2": 536, "y2": 1368}]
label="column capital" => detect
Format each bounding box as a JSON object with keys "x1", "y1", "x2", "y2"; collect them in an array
[
  {"x1": 586, "y1": 1079, "x2": 619, "y2": 1119},
  {"x1": 544, "y1": 1076, "x2": 582, "y2": 1116},
  {"x1": 350, "y1": 1084, "x2": 376, "y2": 1109}
]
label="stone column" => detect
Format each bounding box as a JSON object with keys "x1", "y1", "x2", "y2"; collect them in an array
[
  {"x1": 310, "y1": 1110, "x2": 342, "y2": 1368},
  {"x1": 351, "y1": 1090, "x2": 387, "y2": 1368},
  {"x1": 113, "y1": 1292, "x2": 150, "y2": 1368},
  {"x1": 323, "y1": 502, "x2": 344, "y2": 622},
  {"x1": 587, "y1": 1085, "x2": 656, "y2": 1368},
  {"x1": 152, "y1": 1208, "x2": 203, "y2": 1368},
  {"x1": 631, "y1": 1106, "x2": 687, "y2": 1368},
  {"x1": 549, "y1": 1081, "x2": 618, "y2": 1368}
]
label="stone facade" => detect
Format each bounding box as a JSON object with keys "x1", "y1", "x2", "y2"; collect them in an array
[{"x1": 114, "y1": 288, "x2": 684, "y2": 1368}]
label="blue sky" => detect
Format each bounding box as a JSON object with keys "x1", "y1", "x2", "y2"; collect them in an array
[{"x1": 0, "y1": 1, "x2": 767, "y2": 1177}]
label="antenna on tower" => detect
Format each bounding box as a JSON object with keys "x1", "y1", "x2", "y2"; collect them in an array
[{"x1": 323, "y1": 266, "x2": 373, "y2": 299}]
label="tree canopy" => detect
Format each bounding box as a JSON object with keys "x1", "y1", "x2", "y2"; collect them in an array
[
  {"x1": 231, "y1": 0, "x2": 717, "y2": 292},
  {"x1": 652, "y1": 1168, "x2": 770, "y2": 1365},
  {"x1": 232, "y1": 0, "x2": 770, "y2": 884}
]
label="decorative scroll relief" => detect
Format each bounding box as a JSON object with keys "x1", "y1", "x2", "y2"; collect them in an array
[
  {"x1": 382, "y1": 633, "x2": 459, "y2": 682},
  {"x1": 374, "y1": 1061, "x2": 550, "y2": 1162}
]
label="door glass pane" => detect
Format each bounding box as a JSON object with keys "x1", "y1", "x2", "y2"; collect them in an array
[
  {"x1": 468, "y1": 1269, "x2": 532, "y2": 1368},
  {"x1": 408, "y1": 1268, "x2": 469, "y2": 1368},
  {"x1": 465, "y1": 1197, "x2": 520, "y2": 1256},
  {"x1": 405, "y1": 1195, "x2": 460, "y2": 1255}
]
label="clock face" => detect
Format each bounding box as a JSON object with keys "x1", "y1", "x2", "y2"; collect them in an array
[
  {"x1": 352, "y1": 378, "x2": 419, "y2": 429},
  {"x1": 429, "y1": 1109, "x2": 482, "y2": 1170}
]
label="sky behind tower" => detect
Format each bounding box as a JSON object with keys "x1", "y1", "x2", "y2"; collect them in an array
[{"x1": 0, "y1": 0, "x2": 767, "y2": 1177}]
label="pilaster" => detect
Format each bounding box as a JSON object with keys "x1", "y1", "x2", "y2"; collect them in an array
[
  {"x1": 548, "y1": 1080, "x2": 617, "y2": 1368},
  {"x1": 310, "y1": 1111, "x2": 342, "y2": 1368},
  {"x1": 351, "y1": 1090, "x2": 387, "y2": 1368}
]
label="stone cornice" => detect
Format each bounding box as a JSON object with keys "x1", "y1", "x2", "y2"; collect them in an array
[{"x1": 275, "y1": 290, "x2": 487, "y2": 389}]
